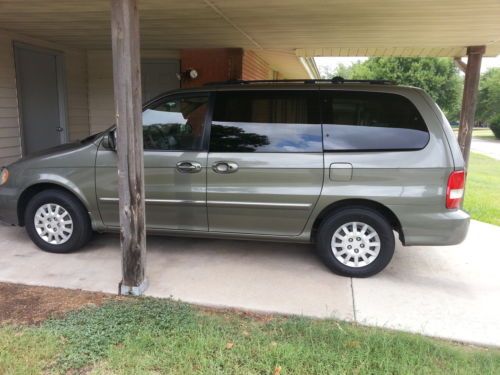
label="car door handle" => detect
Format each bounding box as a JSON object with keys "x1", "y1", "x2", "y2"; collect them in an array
[
  {"x1": 176, "y1": 161, "x2": 202, "y2": 173},
  {"x1": 212, "y1": 161, "x2": 239, "y2": 174}
]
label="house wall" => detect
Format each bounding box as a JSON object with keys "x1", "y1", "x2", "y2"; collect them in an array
[
  {"x1": 0, "y1": 29, "x2": 90, "y2": 166},
  {"x1": 242, "y1": 50, "x2": 274, "y2": 80},
  {"x1": 87, "y1": 49, "x2": 180, "y2": 133},
  {"x1": 180, "y1": 48, "x2": 244, "y2": 88}
]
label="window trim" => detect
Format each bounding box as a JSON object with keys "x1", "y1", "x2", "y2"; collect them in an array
[
  {"x1": 320, "y1": 90, "x2": 430, "y2": 153},
  {"x1": 142, "y1": 92, "x2": 211, "y2": 152}
]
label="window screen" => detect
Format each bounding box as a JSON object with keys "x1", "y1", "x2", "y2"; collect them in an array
[
  {"x1": 142, "y1": 95, "x2": 208, "y2": 151},
  {"x1": 210, "y1": 91, "x2": 322, "y2": 152},
  {"x1": 322, "y1": 91, "x2": 429, "y2": 151}
]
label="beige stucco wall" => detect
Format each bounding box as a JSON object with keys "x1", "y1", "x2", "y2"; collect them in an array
[
  {"x1": 87, "y1": 49, "x2": 180, "y2": 134},
  {"x1": 0, "y1": 29, "x2": 90, "y2": 166}
]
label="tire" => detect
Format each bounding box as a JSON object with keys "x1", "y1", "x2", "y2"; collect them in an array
[
  {"x1": 24, "y1": 189, "x2": 92, "y2": 253},
  {"x1": 316, "y1": 208, "x2": 395, "y2": 277}
]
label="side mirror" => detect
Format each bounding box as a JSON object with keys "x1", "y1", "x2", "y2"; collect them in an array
[{"x1": 102, "y1": 130, "x2": 117, "y2": 151}]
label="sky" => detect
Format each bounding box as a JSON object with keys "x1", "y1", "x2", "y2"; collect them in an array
[{"x1": 315, "y1": 56, "x2": 500, "y2": 75}]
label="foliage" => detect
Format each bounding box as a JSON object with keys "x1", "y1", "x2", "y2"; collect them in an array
[
  {"x1": 43, "y1": 298, "x2": 195, "y2": 371},
  {"x1": 326, "y1": 57, "x2": 462, "y2": 119},
  {"x1": 487, "y1": 115, "x2": 500, "y2": 139},
  {"x1": 1, "y1": 298, "x2": 500, "y2": 374},
  {"x1": 476, "y1": 68, "x2": 500, "y2": 125},
  {"x1": 464, "y1": 153, "x2": 500, "y2": 226}
]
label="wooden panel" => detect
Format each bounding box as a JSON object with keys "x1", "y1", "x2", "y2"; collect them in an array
[
  {"x1": 87, "y1": 50, "x2": 115, "y2": 133},
  {"x1": 242, "y1": 50, "x2": 272, "y2": 80},
  {"x1": 0, "y1": 34, "x2": 19, "y2": 165},
  {"x1": 65, "y1": 49, "x2": 90, "y2": 141},
  {"x1": 0, "y1": 0, "x2": 498, "y2": 55}
]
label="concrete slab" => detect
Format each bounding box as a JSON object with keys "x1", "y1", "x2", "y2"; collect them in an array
[
  {"x1": 0, "y1": 224, "x2": 354, "y2": 320},
  {"x1": 0, "y1": 220, "x2": 498, "y2": 346},
  {"x1": 471, "y1": 137, "x2": 500, "y2": 160},
  {"x1": 353, "y1": 220, "x2": 500, "y2": 347}
]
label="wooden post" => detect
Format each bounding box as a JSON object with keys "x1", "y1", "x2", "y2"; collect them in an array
[
  {"x1": 110, "y1": 0, "x2": 147, "y2": 295},
  {"x1": 457, "y1": 46, "x2": 485, "y2": 167}
]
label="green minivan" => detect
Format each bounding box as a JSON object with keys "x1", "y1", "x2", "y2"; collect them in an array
[{"x1": 0, "y1": 80, "x2": 470, "y2": 277}]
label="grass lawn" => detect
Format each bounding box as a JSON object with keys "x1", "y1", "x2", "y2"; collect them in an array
[
  {"x1": 1, "y1": 298, "x2": 500, "y2": 375},
  {"x1": 464, "y1": 153, "x2": 500, "y2": 226},
  {"x1": 470, "y1": 128, "x2": 498, "y2": 141}
]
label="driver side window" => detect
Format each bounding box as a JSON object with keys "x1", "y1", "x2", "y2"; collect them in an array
[{"x1": 142, "y1": 95, "x2": 209, "y2": 151}]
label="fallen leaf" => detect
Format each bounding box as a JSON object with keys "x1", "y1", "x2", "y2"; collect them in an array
[
  {"x1": 242, "y1": 330, "x2": 250, "y2": 337},
  {"x1": 273, "y1": 366, "x2": 282, "y2": 375},
  {"x1": 225, "y1": 341, "x2": 234, "y2": 349},
  {"x1": 270, "y1": 341, "x2": 278, "y2": 347}
]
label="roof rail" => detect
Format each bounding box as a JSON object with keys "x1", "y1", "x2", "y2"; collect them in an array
[{"x1": 204, "y1": 77, "x2": 396, "y2": 86}]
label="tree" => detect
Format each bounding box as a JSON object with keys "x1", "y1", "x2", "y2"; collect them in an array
[
  {"x1": 476, "y1": 68, "x2": 500, "y2": 125},
  {"x1": 327, "y1": 57, "x2": 462, "y2": 119}
]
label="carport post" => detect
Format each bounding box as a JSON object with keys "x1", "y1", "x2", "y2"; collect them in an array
[
  {"x1": 110, "y1": 0, "x2": 148, "y2": 295},
  {"x1": 457, "y1": 46, "x2": 485, "y2": 167}
]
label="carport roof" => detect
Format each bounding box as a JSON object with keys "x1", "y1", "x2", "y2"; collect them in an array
[{"x1": 0, "y1": 0, "x2": 499, "y2": 57}]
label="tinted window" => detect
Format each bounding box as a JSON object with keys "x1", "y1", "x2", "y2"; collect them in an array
[
  {"x1": 322, "y1": 91, "x2": 429, "y2": 151},
  {"x1": 211, "y1": 91, "x2": 321, "y2": 152},
  {"x1": 143, "y1": 95, "x2": 208, "y2": 151}
]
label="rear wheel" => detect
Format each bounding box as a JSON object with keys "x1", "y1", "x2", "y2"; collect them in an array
[
  {"x1": 24, "y1": 189, "x2": 92, "y2": 253},
  {"x1": 316, "y1": 208, "x2": 395, "y2": 277}
]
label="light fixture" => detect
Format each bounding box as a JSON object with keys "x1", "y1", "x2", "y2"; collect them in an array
[{"x1": 176, "y1": 68, "x2": 198, "y2": 81}]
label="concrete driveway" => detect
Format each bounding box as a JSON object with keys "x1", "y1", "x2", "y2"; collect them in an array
[
  {"x1": 0, "y1": 220, "x2": 499, "y2": 347},
  {"x1": 471, "y1": 137, "x2": 500, "y2": 160}
]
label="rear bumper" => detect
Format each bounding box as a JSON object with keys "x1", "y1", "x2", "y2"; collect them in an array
[
  {"x1": 0, "y1": 187, "x2": 19, "y2": 226},
  {"x1": 389, "y1": 205, "x2": 470, "y2": 246}
]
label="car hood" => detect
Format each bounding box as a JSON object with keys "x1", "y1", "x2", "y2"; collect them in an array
[{"x1": 9, "y1": 139, "x2": 100, "y2": 170}]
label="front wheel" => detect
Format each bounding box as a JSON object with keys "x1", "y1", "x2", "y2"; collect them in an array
[
  {"x1": 24, "y1": 189, "x2": 93, "y2": 253},
  {"x1": 316, "y1": 208, "x2": 395, "y2": 277}
]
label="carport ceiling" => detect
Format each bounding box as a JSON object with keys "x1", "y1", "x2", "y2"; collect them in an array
[{"x1": 0, "y1": 0, "x2": 499, "y2": 56}]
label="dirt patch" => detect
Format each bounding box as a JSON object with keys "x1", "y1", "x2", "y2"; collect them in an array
[{"x1": 0, "y1": 282, "x2": 115, "y2": 325}]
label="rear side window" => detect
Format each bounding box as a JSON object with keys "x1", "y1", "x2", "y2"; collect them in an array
[
  {"x1": 322, "y1": 91, "x2": 429, "y2": 151},
  {"x1": 211, "y1": 91, "x2": 321, "y2": 152}
]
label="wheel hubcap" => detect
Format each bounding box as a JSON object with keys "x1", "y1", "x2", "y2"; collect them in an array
[
  {"x1": 331, "y1": 222, "x2": 381, "y2": 268},
  {"x1": 34, "y1": 203, "x2": 73, "y2": 245}
]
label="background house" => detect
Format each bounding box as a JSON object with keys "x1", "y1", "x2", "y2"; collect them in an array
[{"x1": 0, "y1": 28, "x2": 318, "y2": 166}]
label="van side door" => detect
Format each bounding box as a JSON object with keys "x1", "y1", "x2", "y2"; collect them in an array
[
  {"x1": 96, "y1": 93, "x2": 210, "y2": 231},
  {"x1": 206, "y1": 89, "x2": 324, "y2": 236}
]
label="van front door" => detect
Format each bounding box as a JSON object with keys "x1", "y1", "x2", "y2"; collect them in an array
[
  {"x1": 206, "y1": 90, "x2": 324, "y2": 236},
  {"x1": 96, "y1": 94, "x2": 210, "y2": 231}
]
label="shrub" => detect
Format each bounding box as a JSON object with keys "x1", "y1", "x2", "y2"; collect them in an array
[{"x1": 489, "y1": 115, "x2": 500, "y2": 139}]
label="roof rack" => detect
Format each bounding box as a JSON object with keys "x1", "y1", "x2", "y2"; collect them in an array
[{"x1": 204, "y1": 76, "x2": 396, "y2": 86}]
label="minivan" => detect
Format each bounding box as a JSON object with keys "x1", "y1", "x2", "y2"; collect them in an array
[{"x1": 0, "y1": 79, "x2": 470, "y2": 277}]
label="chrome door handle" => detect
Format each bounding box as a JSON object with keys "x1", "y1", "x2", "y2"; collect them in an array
[
  {"x1": 212, "y1": 161, "x2": 238, "y2": 174},
  {"x1": 176, "y1": 161, "x2": 202, "y2": 173}
]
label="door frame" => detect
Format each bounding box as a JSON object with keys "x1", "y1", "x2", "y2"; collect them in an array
[{"x1": 13, "y1": 42, "x2": 69, "y2": 156}]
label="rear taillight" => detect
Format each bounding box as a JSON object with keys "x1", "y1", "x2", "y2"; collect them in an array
[{"x1": 446, "y1": 170, "x2": 465, "y2": 209}]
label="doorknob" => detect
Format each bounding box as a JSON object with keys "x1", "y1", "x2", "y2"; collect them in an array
[
  {"x1": 56, "y1": 127, "x2": 64, "y2": 132},
  {"x1": 212, "y1": 161, "x2": 238, "y2": 174},
  {"x1": 176, "y1": 161, "x2": 202, "y2": 173}
]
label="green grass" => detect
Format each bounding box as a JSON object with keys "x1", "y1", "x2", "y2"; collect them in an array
[
  {"x1": 471, "y1": 128, "x2": 498, "y2": 140},
  {"x1": 1, "y1": 298, "x2": 499, "y2": 374},
  {"x1": 464, "y1": 153, "x2": 500, "y2": 226}
]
